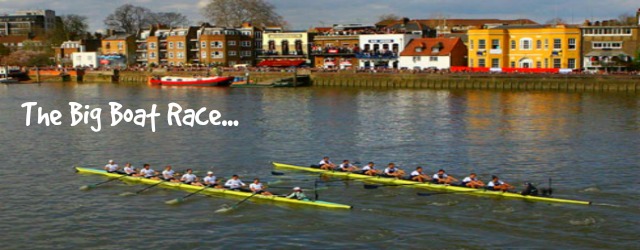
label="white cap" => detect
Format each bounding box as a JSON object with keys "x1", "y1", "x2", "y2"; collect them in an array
[
  {"x1": 293, "y1": 187, "x2": 301, "y2": 191},
  {"x1": 207, "y1": 171, "x2": 213, "y2": 175},
  {"x1": 108, "y1": 160, "x2": 114, "y2": 163}
]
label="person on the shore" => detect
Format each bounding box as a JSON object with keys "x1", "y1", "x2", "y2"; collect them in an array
[
  {"x1": 286, "y1": 187, "x2": 308, "y2": 200},
  {"x1": 410, "y1": 166, "x2": 430, "y2": 182},
  {"x1": 249, "y1": 178, "x2": 273, "y2": 196},
  {"x1": 383, "y1": 163, "x2": 405, "y2": 178},
  {"x1": 319, "y1": 157, "x2": 336, "y2": 170},
  {"x1": 487, "y1": 175, "x2": 514, "y2": 191},
  {"x1": 461, "y1": 173, "x2": 485, "y2": 188},
  {"x1": 224, "y1": 175, "x2": 246, "y2": 191},
  {"x1": 180, "y1": 169, "x2": 203, "y2": 186},
  {"x1": 432, "y1": 169, "x2": 458, "y2": 184}
]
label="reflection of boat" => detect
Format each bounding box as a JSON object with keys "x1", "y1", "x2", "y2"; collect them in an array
[
  {"x1": 0, "y1": 77, "x2": 19, "y2": 84},
  {"x1": 75, "y1": 167, "x2": 353, "y2": 210},
  {"x1": 272, "y1": 162, "x2": 592, "y2": 206},
  {"x1": 149, "y1": 76, "x2": 234, "y2": 87},
  {"x1": 231, "y1": 75, "x2": 311, "y2": 88}
]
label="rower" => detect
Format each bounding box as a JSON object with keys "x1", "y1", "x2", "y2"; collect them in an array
[
  {"x1": 162, "y1": 165, "x2": 180, "y2": 182},
  {"x1": 139, "y1": 164, "x2": 158, "y2": 179},
  {"x1": 521, "y1": 182, "x2": 539, "y2": 196},
  {"x1": 123, "y1": 163, "x2": 136, "y2": 176},
  {"x1": 203, "y1": 171, "x2": 220, "y2": 188},
  {"x1": 224, "y1": 175, "x2": 246, "y2": 191},
  {"x1": 337, "y1": 160, "x2": 359, "y2": 172},
  {"x1": 383, "y1": 163, "x2": 405, "y2": 178},
  {"x1": 318, "y1": 157, "x2": 336, "y2": 170},
  {"x1": 461, "y1": 173, "x2": 485, "y2": 188},
  {"x1": 249, "y1": 178, "x2": 273, "y2": 196},
  {"x1": 432, "y1": 169, "x2": 458, "y2": 184},
  {"x1": 180, "y1": 169, "x2": 203, "y2": 186},
  {"x1": 104, "y1": 160, "x2": 123, "y2": 174},
  {"x1": 487, "y1": 175, "x2": 514, "y2": 191},
  {"x1": 360, "y1": 162, "x2": 378, "y2": 176},
  {"x1": 286, "y1": 187, "x2": 308, "y2": 200},
  {"x1": 409, "y1": 166, "x2": 430, "y2": 182}
]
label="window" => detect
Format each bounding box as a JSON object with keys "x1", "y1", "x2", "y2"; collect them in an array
[
  {"x1": 536, "y1": 40, "x2": 542, "y2": 49},
  {"x1": 592, "y1": 42, "x2": 622, "y2": 49},
  {"x1": 241, "y1": 51, "x2": 252, "y2": 57},
  {"x1": 228, "y1": 40, "x2": 236, "y2": 46},
  {"x1": 553, "y1": 39, "x2": 561, "y2": 49},
  {"x1": 150, "y1": 52, "x2": 156, "y2": 59},
  {"x1": 168, "y1": 52, "x2": 174, "y2": 58},
  {"x1": 478, "y1": 58, "x2": 486, "y2": 67},
  {"x1": 544, "y1": 39, "x2": 549, "y2": 49},
  {"x1": 177, "y1": 42, "x2": 184, "y2": 49},
  {"x1": 168, "y1": 42, "x2": 174, "y2": 49},
  {"x1": 478, "y1": 39, "x2": 486, "y2": 50},
  {"x1": 553, "y1": 58, "x2": 561, "y2": 68},
  {"x1": 544, "y1": 58, "x2": 549, "y2": 68},
  {"x1": 177, "y1": 52, "x2": 184, "y2": 59},
  {"x1": 201, "y1": 41, "x2": 206, "y2": 48},
  {"x1": 491, "y1": 58, "x2": 500, "y2": 68},
  {"x1": 568, "y1": 38, "x2": 576, "y2": 50},
  {"x1": 211, "y1": 51, "x2": 223, "y2": 58},
  {"x1": 211, "y1": 41, "x2": 223, "y2": 48},
  {"x1": 568, "y1": 58, "x2": 575, "y2": 68},
  {"x1": 229, "y1": 51, "x2": 237, "y2": 56},
  {"x1": 536, "y1": 61, "x2": 541, "y2": 68},
  {"x1": 149, "y1": 42, "x2": 156, "y2": 49},
  {"x1": 241, "y1": 41, "x2": 251, "y2": 47},
  {"x1": 470, "y1": 40, "x2": 474, "y2": 50},
  {"x1": 201, "y1": 52, "x2": 206, "y2": 58},
  {"x1": 413, "y1": 56, "x2": 421, "y2": 62},
  {"x1": 429, "y1": 56, "x2": 438, "y2": 61},
  {"x1": 117, "y1": 42, "x2": 123, "y2": 49},
  {"x1": 510, "y1": 40, "x2": 516, "y2": 50},
  {"x1": 520, "y1": 38, "x2": 532, "y2": 50},
  {"x1": 469, "y1": 59, "x2": 474, "y2": 67},
  {"x1": 510, "y1": 61, "x2": 515, "y2": 68},
  {"x1": 491, "y1": 39, "x2": 500, "y2": 49}
]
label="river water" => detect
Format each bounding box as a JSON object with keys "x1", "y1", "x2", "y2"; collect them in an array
[{"x1": 0, "y1": 83, "x2": 638, "y2": 249}]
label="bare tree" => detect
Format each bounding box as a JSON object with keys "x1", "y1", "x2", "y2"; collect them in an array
[
  {"x1": 618, "y1": 13, "x2": 636, "y2": 25},
  {"x1": 148, "y1": 12, "x2": 190, "y2": 27},
  {"x1": 201, "y1": 0, "x2": 284, "y2": 27},
  {"x1": 378, "y1": 13, "x2": 400, "y2": 23},
  {"x1": 104, "y1": 4, "x2": 152, "y2": 34},
  {"x1": 545, "y1": 17, "x2": 567, "y2": 25},
  {"x1": 61, "y1": 14, "x2": 89, "y2": 40}
]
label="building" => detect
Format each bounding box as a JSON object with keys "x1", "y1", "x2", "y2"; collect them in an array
[
  {"x1": 101, "y1": 33, "x2": 136, "y2": 66},
  {"x1": 467, "y1": 24, "x2": 582, "y2": 70},
  {"x1": 357, "y1": 33, "x2": 421, "y2": 68},
  {"x1": 378, "y1": 18, "x2": 537, "y2": 36},
  {"x1": 141, "y1": 27, "x2": 171, "y2": 66},
  {"x1": 258, "y1": 30, "x2": 314, "y2": 67},
  {"x1": 0, "y1": 35, "x2": 44, "y2": 51},
  {"x1": 166, "y1": 27, "x2": 197, "y2": 66},
  {"x1": 0, "y1": 9, "x2": 56, "y2": 36},
  {"x1": 399, "y1": 37, "x2": 467, "y2": 69},
  {"x1": 580, "y1": 9, "x2": 640, "y2": 72},
  {"x1": 311, "y1": 24, "x2": 372, "y2": 69},
  {"x1": 194, "y1": 25, "x2": 256, "y2": 67},
  {"x1": 54, "y1": 40, "x2": 101, "y2": 65},
  {"x1": 71, "y1": 52, "x2": 99, "y2": 68}
]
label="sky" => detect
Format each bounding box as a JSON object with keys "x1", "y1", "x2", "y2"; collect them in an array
[{"x1": 0, "y1": 0, "x2": 638, "y2": 32}]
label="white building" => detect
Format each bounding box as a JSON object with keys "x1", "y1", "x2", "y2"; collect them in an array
[
  {"x1": 72, "y1": 52, "x2": 99, "y2": 68},
  {"x1": 398, "y1": 37, "x2": 468, "y2": 70},
  {"x1": 357, "y1": 34, "x2": 420, "y2": 68}
]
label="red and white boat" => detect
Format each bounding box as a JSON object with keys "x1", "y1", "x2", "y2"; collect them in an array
[{"x1": 148, "y1": 76, "x2": 234, "y2": 87}]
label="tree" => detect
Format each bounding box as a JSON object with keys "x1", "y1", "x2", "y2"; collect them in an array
[
  {"x1": 0, "y1": 44, "x2": 10, "y2": 56},
  {"x1": 148, "y1": 12, "x2": 190, "y2": 27},
  {"x1": 378, "y1": 13, "x2": 400, "y2": 23},
  {"x1": 618, "y1": 13, "x2": 637, "y2": 25},
  {"x1": 1, "y1": 50, "x2": 52, "y2": 66},
  {"x1": 545, "y1": 18, "x2": 567, "y2": 25},
  {"x1": 202, "y1": 0, "x2": 284, "y2": 27},
  {"x1": 104, "y1": 4, "x2": 152, "y2": 34},
  {"x1": 61, "y1": 14, "x2": 89, "y2": 40}
]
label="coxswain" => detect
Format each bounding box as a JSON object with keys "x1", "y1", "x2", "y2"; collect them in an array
[
  {"x1": 224, "y1": 175, "x2": 246, "y2": 191},
  {"x1": 461, "y1": 173, "x2": 485, "y2": 188},
  {"x1": 180, "y1": 169, "x2": 203, "y2": 186},
  {"x1": 104, "y1": 160, "x2": 122, "y2": 174},
  {"x1": 319, "y1": 157, "x2": 336, "y2": 170},
  {"x1": 337, "y1": 160, "x2": 359, "y2": 172},
  {"x1": 203, "y1": 171, "x2": 220, "y2": 188},
  {"x1": 521, "y1": 182, "x2": 539, "y2": 196},
  {"x1": 487, "y1": 175, "x2": 514, "y2": 191},
  {"x1": 123, "y1": 163, "x2": 136, "y2": 176},
  {"x1": 361, "y1": 162, "x2": 379, "y2": 176},
  {"x1": 432, "y1": 169, "x2": 458, "y2": 184},
  {"x1": 249, "y1": 178, "x2": 273, "y2": 196},
  {"x1": 162, "y1": 165, "x2": 180, "y2": 182},
  {"x1": 409, "y1": 166, "x2": 430, "y2": 182},
  {"x1": 286, "y1": 187, "x2": 308, "y2": 200},
  {"x1": 139, "y1": 164, "x2": 158, "y2": 179},
  {"x1": 383, "y1": 163, "x2": 405, "y2": 178}
]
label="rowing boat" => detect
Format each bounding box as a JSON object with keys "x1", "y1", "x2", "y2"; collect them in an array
[
  {"x1": 75, "y1": 167, "x2": 352, "y2": 210},
  {"x1": 272, "y1": 162, "x2": 592, "y2": 206}
]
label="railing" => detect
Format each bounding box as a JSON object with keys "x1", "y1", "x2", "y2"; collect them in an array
[{"x1": 354, "y1": 52, "x2": 398, "y2": 59}]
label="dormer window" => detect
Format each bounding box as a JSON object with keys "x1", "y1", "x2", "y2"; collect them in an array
[
  {"x1": 415, "y1": 47, "x2": 422, "y2": 52},
  {"x1": 431, "y1": 42, "x2": 443, "y2": 53}
]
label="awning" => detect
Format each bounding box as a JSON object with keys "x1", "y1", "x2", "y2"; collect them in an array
[
  {"x1": 324, "y1": 61, "x2": 335, "y2": 66},
  {"x1": 257, "y1": 60, "x2": 306, "y2": 67},
  {"x1": 340, "y1": 61, "x2": 352, "y2": 65},
  {"x1": 585, "y1": 50, "x2": 629, "y2": 57}
]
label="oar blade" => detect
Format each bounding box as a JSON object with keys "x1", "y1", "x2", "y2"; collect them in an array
[
  {"x1": 363, "y1": 184, "x2": 380, "y2": 189},
  {"x1": 165, "y1": 198, "x2": 183, "y2": 205},
  {"x1": 119, "y1": 192, "x2": 137, "y2": 197},
  {"x1": 79, "y1": 184, "x2": 95, "y2": 191},
  {"x1": 271, "y1": 171, "x2": 285, "y2": 176},
  {"x1": 416, "y1": 192, "x2": 432, "y2": 196}
]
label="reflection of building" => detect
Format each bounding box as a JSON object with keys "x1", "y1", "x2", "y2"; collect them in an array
[
  {"x1": 259, "y1": 29, "x2": 314, "y2": 66},
  {"x1": 0, "y1": 9, "x2": 56, "y2": 36},
  {"x1": 357, "y1": 34, "x2": 420, "y2": 68},
  {"x1": 468, "y1": 24, "x2": 581, "y2": 70},
  {"x1": 54, "y1": 40, "x2": 101, "y2": 65},
  {"x1": 399, "y1": 37, "x2": 467, "y2": 69},
  {"x1": 101, "y1": 33, "x2": 136, "y2": 66},
  {"x1": 581, "y1": 10, "x2": 640, "y2": 72}
]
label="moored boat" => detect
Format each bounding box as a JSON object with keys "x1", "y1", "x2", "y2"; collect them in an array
[
  {"x1": 272, "y1": 162, "x2": 592, "y2": 206},
  {"x1": 75, "y1": 166, "x2": 352, "y2": 210},
  {"x1": 148, "y1": 75, "x2": 234, "y2": 87},
  {"x1": 0, "y1": 77, "x2": 19, "y2": 84}
]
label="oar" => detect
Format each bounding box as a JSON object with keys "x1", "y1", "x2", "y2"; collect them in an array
[
  {"x1": 79, "y1": 174, "x2": 128, "y2": 190},
  {"x1": 363, "y1": 182, "x2": 428, "y2": 189},
  {"x1": 119, "y1": 178, "x2": 164, "y2": 196},
  {"x1": 271, "y1": 171, "x2": 285, "y2": 176},
  {"x1": 416, "y1": 190, "x2": 477, "y2": 196},
  {"x1": 214, "y1": 192, "x2": 260, "y2": 213},
  {"x1": 165, "y1": 186, "x2": 208, "y2": 205}
]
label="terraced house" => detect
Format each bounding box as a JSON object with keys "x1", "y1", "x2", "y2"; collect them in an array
[
  {"x1": 193, "y1": 25, "x2": 257, "y2": 67},
  {"x1": 468, "y1": 24, "x2": 581, "y2": 71}
]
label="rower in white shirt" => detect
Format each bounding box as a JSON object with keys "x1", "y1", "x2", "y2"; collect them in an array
[
  {"x1": 409, "y1": 166, "x2": 430, "y2": 182},
  {"x1": 487, "y1": 175, "x2": 514, "y2": 191},
  {"x1": 360, "y1": 162, "x2": 379, "y2": 176},
  {"x1": 180, "y1": 169, "x2": 203, "y2": 186},
  {"x1": 432, "y1": 169, "x2": 458, "y2": 184},
  {"x1": 249, "y1": 178, "x2": 273, "y2": 195},
  {"x1": 139, "y1": 164, "x2": 158, "y2": 179},
  {"x1": 203, "y1": 171, "x2": 220, "y2": 188},
  {"x1": 337, "y1": 160, "x2": 359, "y2": 172},
  {"x1": 318, "y1": 157, "x2": 336, "y2": 170},
  {"x1": 123, "y1": 163, "x2": 136, "y2": 176},
  {"x1": 224, "y1": 175, "x2": 246, "y2": 191},
  {"x1": 383, "y1": 163, "x2": 405, "y2": 178},
  {"x1": 162, "y1": 165, "x2": 180, "y2": 182},
  {"x1": 104, "y1": 160, "x2": 122, "y2": 174},
  {"x1": 461, "y1": 173, "x2": 485, "y2": 188}
]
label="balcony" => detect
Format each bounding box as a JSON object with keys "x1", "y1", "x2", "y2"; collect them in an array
[
  {"x1": 489, "y1": 49, "x2": 502, "y2": 54},
  {"x1": 355, "y1": 52, "x2": 398, "y2": 59}
]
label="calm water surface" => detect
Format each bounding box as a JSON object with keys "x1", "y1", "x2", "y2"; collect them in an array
[{"x1": 0, "y1": 83, "x2": 638, "y2": 249}]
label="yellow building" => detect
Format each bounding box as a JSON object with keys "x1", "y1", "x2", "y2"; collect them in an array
[{"x1": 468, "y1": 24, "x2": 581, "y2": 70}]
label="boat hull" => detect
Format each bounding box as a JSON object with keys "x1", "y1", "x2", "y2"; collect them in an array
[
  {"x1": 149, "y1": 76, "x2": 234, "y2": 87},
  {"x1": 272, "y1": 162, "x2": 591, "y2": 206},
  {"x1": 75, "y1": 167, "x2": 352, "y2": 210}
]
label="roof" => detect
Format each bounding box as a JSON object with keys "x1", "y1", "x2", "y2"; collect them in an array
[
  {"x1": 104, "y1": 34, "x2": 133, "y2": 40},
  {"x1": 585, "y1": 50, "x2": 629, "y2": 57},
  {"x1": 0, "y1": 35, "x2": 44, "y2": 44},
  {"x1": 400, "y1": 37, "x2": 465, "y2": 57},
  {"x1": 380, "y1": 18, "x2": 538, "y2": 29},
  {"x1": 488, "y1": 24, "x2": 580, "y2": 30},
  {"x1": 257, "y1": 60, "x2": 306, "y2": 67}
]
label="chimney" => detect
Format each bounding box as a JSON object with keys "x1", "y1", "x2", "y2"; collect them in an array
[{"x1": 637, "y1": 8, "x2": 640, "y2": 26}]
